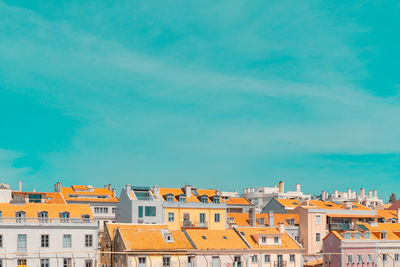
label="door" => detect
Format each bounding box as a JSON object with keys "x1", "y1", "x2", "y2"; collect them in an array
[
  {"x1": 200, "y1": 213, "x2": 206, "y2": 227},
  {"x1": 277, "y1": 255, "x2": 283, "y2": 267},
  {"x1": 17, "y1": 259, "x2": 27, "y2": 267},
  {"x1": 183, "y1": 213, "x2": 190, "y2": 227},
  {"x1": 138, "y1": 257, "x2": 146, "y2": 267},
  {"x1": 188, "y1": 256, "x2": 195, "y2": 267}
]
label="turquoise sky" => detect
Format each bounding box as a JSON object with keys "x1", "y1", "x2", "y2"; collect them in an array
[{"x1": 0, "y1": 1, "x2": 399, "y2": 199}]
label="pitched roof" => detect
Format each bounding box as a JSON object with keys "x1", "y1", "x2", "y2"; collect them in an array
[
  {"x1": 302, "y1": 200, "x2": 371, "y2": 211},
  {"x1": 105, "y1": 223, "x2": 168, "y2": 241},
  {"x1": 377, "y1": 209, "x2": 397, "y2": 220},
  {"x1": 11, "y1": 192, "x2": 66, "y2": 204},
  {"x1": 227, "y1": 213, "x2": 299, "y2": 227},
  {"x1": 275, "y1": 199, "x2": 301, "y2": 209},
  {"x1": 225, "y1": 197, "x2": 252, "y2": 205},
  {"x1": 0, "y1": 203, "x2": 93, "y2": 218},
  {"x1": 387, "y1": 199, "x2": 400, "y2": 210},
  {"x1": 326, "y1": 230, "x2": 379, "y2": 241},
  {"x1": 119, "y1": 229, "x2": 193, "y2": 251},
  {"x1": 185, "y1": 229, "x2": 248, "y2": 250},
  {"x1": 236, "y1": 227, "x2": 302, "y2": 250},
  {"x1": 61, "y1": 185, "x2": 118, "y2": 203},
  {"x1": 158, "y1": 188, "x2": 223, "y2": 203},
  {"x1": 357, "y1": 223, "x2": 400, "y2": 240}
]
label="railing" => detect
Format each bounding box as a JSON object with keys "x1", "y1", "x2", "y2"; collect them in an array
[
  {"x1": 182, "y1": 221, "x2": 208, "y2": 229},
  {"x1": 328, "y1": 223, "x2": 353, "y2": 231},
  {"x1": 0, "y1": 217, "x2": 96, "y2": 224}
]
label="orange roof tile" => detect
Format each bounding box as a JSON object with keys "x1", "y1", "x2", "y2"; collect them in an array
[
  {"x1": 185, "y1": 229, "x2": 248, "y2": 250},
  {"x1": 225, "y1": 197, "x2": 252, "y2": 205},
  {"x1": 158, "y1": 188, "x2": 223, "y2": 203},
  {"x1": 303, "y1": 200, "x2": 371, "y2": 211},
  {"x1": 61, "y1": 186, "x2": 118, "y2": 203},
  {"x1": 227, "y1": 213, "x2": 299, "y2": 227},
  {"x1": 377, "y1": 209, "x2": 397, "y2": 220},
  {"x1": 0, "y1": 203, "x2": 93, "y2": 218},
  {"x1": 236, "y1": 227, "x2": 302, "y2": 250},
  {"x1": 275, "y1": 199, "x2": 301, "y2": 209},
  {"x1": 119, "y1": 229, "x2": 193, "y2": 251}
]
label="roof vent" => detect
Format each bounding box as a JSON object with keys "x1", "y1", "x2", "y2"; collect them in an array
[{"x1": 201, "y1": 235, "x2": 207, "y2": 240}]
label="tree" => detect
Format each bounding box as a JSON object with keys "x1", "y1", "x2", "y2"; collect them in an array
[{"x1": 389, "y1": 193, "x2": 397, "y2": 203}]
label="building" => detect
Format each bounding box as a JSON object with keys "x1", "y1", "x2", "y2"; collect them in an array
[
  {"x1": 242, "y1": 182, "x2": 311, "y2": 213},
  {"x1": 320, "y1": 188, "x2": 383, "y2": 209},
  {"x1": 262, "y1": 198, "x2": 301, "y2": 214},
  {"x1": 116, "y1": 185, "x2": 227, "y2": 230},
  {"x1": 224, "y1": 197, "x2": 254, "y2": 213},
  {"x1": 104, "y1": 223, "x2": 303, "y2": 267},
  {"x1": 0, "y1": 203, "x2": 98, "y2": 267},
  {"x1": 323, "y1": 230, "x2": 378, "y2": 267},
  {"x1": 377, "y1": 209, "x2": 398, "y2": 223},
  {"x1": 55, "y1": 182, "x2": 118, "y2": 231},
  {"x1": 296, "y1": 200, "x2": 378, "y2": 254}
]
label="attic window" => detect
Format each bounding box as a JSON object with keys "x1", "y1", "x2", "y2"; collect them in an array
[
  {"x1": 212, "y1": 196, "x2": 220, "y2": 204},
  {"x1": 166, "y1": 195, "x2": 174, "y2": 202},
  {"x1": 354, "y1": 233, "x2": 361, "y2": 239},
  {"x1": 344, "y1": 233, "x2": 351, "y2": 239},
  {"x1": 364, "y1": 232, "x2": 370, "y2": 239},
  {"x1": 200, "y1": 196, "x2": 208, "y2": 203},
  {"x1": 179, "y1": 195, "x2": 186, "y2": 203},
  {"x1": 381, "y1": 232, "x2": 387, "y2": 240},
  {"x1": 201, "y1": 236, "x2": 207, "y2": 240},
  {"x1": 326, "y1": 204, "x2": 332, "y2": 207}
]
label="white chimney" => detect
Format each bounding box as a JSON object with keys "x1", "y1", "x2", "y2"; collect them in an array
[
  {"x1": 373, "y1": 190, "x2": 377, "y2": 198},
  {"x1": 184, "y1": 185, "x2": 192, "y2": 197},
  {"x1": 334, "y1": 190, "x2": 339, "y2": 198},
  {"x1": 249, "y1": 207, "x2": 256, "y2": 227},
  {"x1": 18, "y1": 181, "x2": 22, "y2": 192},
  {"x1": 397, "y1": 208, "x2": 400, "y2": 223},
  {"x1": 360, "y1": 188, "x2": 365, "y2": 198},
  {"x1": 368, "y1": 191, "x2": 373, "y2": 198},
  {"x1": 347, "y1": 189, "x2": 351, "y2": 199},
  {"x1": 54, "y1": 182, "x2": 61, "y2": 193},
  {"x1": 296, "y1": 184, "x2": 301, "y2": 192},
  {"x1": 278, "y1": 223, "x2": 285, "y2": 233},
  {"x1": 268, "y1": 211, "x2": 274, "y2": 226},
  {"x1": 153, "y1": 185, "x2": 160, "y2": 198},
  {"x1": 322, "y1": 191, "x2": 326, "y2": 201}
]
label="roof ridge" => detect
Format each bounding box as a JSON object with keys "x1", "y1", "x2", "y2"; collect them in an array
[{"x1": 182, "y1": 229, "x2": 197, "y2": 249}]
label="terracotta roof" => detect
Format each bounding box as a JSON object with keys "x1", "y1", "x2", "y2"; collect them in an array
[
  {"x1": 378, "y1": 209, "x2": 398, "y2": 220},
  {"x1": 185, "y1": 229, "x2": 248, "y2": 250},
  {"x1": 105, "y1": 223, "x2": 168, "y2": 241},
  {"x1": 225, "y1": 197, "x2": 252, "y2": 205},
  {"x1": 302, "y1": 200, "x2": 371, "y2": 211},
  {"x1": 119, "y1": 229, "x2": 193, "y2": 250},
  {"x1": 236, "y1": 227, "x2": 302, "y2": 250},
  {"x1": 275, "y1": 199, "x2": 301, "y2": 209},
  {"x1": 0, "y1": 203, "x2": 93, "y2": 218},
  {"x1": 387, "y1": 199, "x2": 400, "y2": 210},
  {"x1": 357, "y1": 223, "x2": 400, "y2": 240},
  {"x1": 11, "y1": 192, "x2": 66, "y2": 204},
  {"x1": 158, "y1": 188, "x2": 223, "y2": 203},
  {"x1": 227, "y1": 213, "x2": 299, "y2": 227},
  {"x1": 61, "y1": 186, "x2": 118, "y2": 203},
  {"x1": 304, "y1": 257, "x2": 323, "y2": 266},
  {"x1": 326, "y1": 230, "x2": 379, "y2": 241}
]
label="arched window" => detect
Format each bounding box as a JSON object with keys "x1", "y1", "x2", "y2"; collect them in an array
[
  {"x1": 38, "y1": 211, "x2": 49, "y2": 223},
  {"x1": 200, "y1": 195, "x2": 208, "y2": 203},
  {"x1": 60, "y1": 212, "x2": 70, "y2": 223},
  {"x1": 81, "y1": 214, "x2": 90, "y2": 223},
  {"x1": 16, "y1": 211, "x2": 26, "y2": 223}
]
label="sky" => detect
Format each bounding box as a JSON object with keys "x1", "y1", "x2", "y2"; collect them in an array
[{"x1": 0, "y1": 1, "x2": 400, "y2": 200}]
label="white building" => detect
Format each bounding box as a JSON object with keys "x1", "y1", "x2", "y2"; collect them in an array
[
  {"x1": 242, "y1": 182, "x2": 311, "y2": 213},
  {"x1": 0, "y1": 203, "x2": 98, "y2": 267},
  {"x1": 55, "y1": 182, "x2": 118, "y2": 231},
  {"x1": 321, "y1": 188, "x2": 383, "y2": 209}
]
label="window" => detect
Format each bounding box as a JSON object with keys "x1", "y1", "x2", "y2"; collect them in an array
[
  {"x1": 63, "y1": 258, "x2": 72, "y2": 267},
  {"x1": 358, "y1": 254, "x2": 363, "y2": 263},
  {"x1": 395, "y1": 254, "x2": 400, "y2": 262},
  {"x1": 274, "y1": 236, "x2": 279, "y2": 243},
  {"x1": 166, "y1": 195, "x2": 173, "y2": 202},
  {"x1": 344, "y1": 232, "x2": 351, "y2": 239},
  {"x1": 94, "y1": 207, "x2": 109, "y2": 214},
  {"x1": 85, "y1": 234, "x2": 93, "y2": 247},
  {"x1": 316, "y1": 233, "x2": 321, "y2": 242},
  {"x1": 212, "y1": 256, "x2": 220, "y2": 267},
  {"x1": 41, "y1": 234, "x2": 49, "y2": 247},
  {"x1": 347, "y1": 254, "x2": 353, "y2": 264},
  {"x1": 63, "y1": 235, "x2": 71, "y2": 248},
  {"x1": 201, "y1": 196, "x2": 208, "y2": 203},
  {"x1": 41, "y1": 258, "x2": 50, "y2": 267},
  {"x1": 138, "y1": 206, "x2": 143, "y2": 218},
  {"x1": 17, "y1": 234, "x2": 27, "y2": 253},
  {"x1": 39, "y1": 211, "x2": 49, "y2": 223},
  {"x1": 364, "y1": 232, "x2": 370, "y2": 239},
  {"x1": 112, "y1": 208, "x2": 116, "y2": 214},
  {"x1": 261, "y1": 236, "x2": 267, "y2": 243},
  {"x1": 251, "y1": 255, "x2": 258, "y2": 263},
  {"x1": 200, "y1": 213, "x2": 206, "y2": 224},
  {"x1": 213, "y1": 196, "x2": 220, "y2": 204},
  {"x1": 0, "y1": 235, "x2": 2, "y2": 247},
  {"x1": 179, "y1": 196, "x2": 186, "y2": 202},
  {"x1": 290, "y1": 254, "x2": 295, "y2": 262},
  {"x1": 17, "y1": 259, "x2": 26, "y2": 267},
  {"x1": 168, "y1": 212, "x2": 175, "y2": 222},
  {"x1": 354, "y1": 232, "x2": 360, "y2": 239},
  {"x1": 145, "y1": 206, "x2": 156, "y2": 217},
  {"x1": 60, "y1": 212, "x2": 70, "y2": 223},
  {"x1": 16, "y1": 211, "x2": 26, "y2": 223},
  {"x1": 315, "y1": 215, "x2": 321, "y2": 224},
  {"x1": 367, "y1": 254, "x2": 373, "y2": 263},
  {"x1": 264, "y1": 255, "x2": 270, "y2": 263},
  {"x1": 85, "y1": 260, "x2": 92, "y2": 267},
  {"x1": 214, "y1": 213, "x2": 220, "y2": 223},
  {"x1": 383, "y1": 254, "x2": 388, "y2": 262},
  {"x1": 0, "y1": 259, "x2": 2, "y2": 267},
  {"x1": 139, "y1": 257, "x2": 146, "y2": 263},
  {"x1": 381, "y1": 232, "x2": 387, "y2": 239},
  {"x1": 162, "y1": 256, "x2": 170, "y2": 267}
]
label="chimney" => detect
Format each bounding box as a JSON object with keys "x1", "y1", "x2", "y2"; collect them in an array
[
  {"x1": 249, "y1": 207, "x2": 256, "y2": 227},
  {"x1": 397, "y1": 208, "x2": 400, "y2": 223},
  {"x1": 54, "y1": 182, "x2": 61, "y2": 192},
  {"x1": 18, "y1": 181, "x2": 22, "y2": 192},
  {"x1": 108, "y1": 184, "x2": 112, "y2": 190},
  {"x1": 184, "y1": 185, "x2": 192, "y2": 197},
  {"x1": 345, "y1": 202, "x2": 352, "y2": 210},
  {"x1": 347, "y1": 189, "x2": 351, "y2": 199},
  {"x1": 33, "y1": 188, "x2": 36, "y2": 192},
  {"x1": 153, "y1": 185, "x2": 160, "y2": 197},
  {"x1": 268, "y1": 210, "x2": 274, "y2": 226},
  {"x1": 306, "y1": 200, "x2": 310, "y2": 206},
  {"x1": 334, "y1": 190, "x2": 339, "y2": 198},
  {"x1": 112, "y1": 188, "x2": 117, "y2": 198},
  {"x1": 368, "y1": 191, "x2": 373, "y2": 198},
  {"x1": 360, "y1": 188, "x2": 365, "y2": 198},
  {"x1": 278, "y1": 223, "x2": 285, "y2": 233},
  {"x1": 325, "y1": 191, "x2": 329, "y2": 200},
  {"x1": 322, "y1": 191, "x2": 326, "y2": 201},
  {"x1": 296, "y1": 184, "x2": 301, "y2": 192},
  {"x1": 373, "y1": 190, "x2": 377, "y2": 198},
  {"x1": 126, "y1": 184, "x2": 131, "y2": 192},
  {"x1": 278, "y1": 181, "x2": 284, "y2": 193}
]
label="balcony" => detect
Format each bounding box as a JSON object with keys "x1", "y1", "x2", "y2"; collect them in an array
[
  {"x1": 182, "y1": 221, "x2": 208, "y2": 229},
  {"x1": 328, "y1": 223, "x2": 353, "y2": 231},
  {"x1": 273, "y1": 261, "x2": 287, "y2": 267},
  {"x1": 0, "y1": 217, "x2": 96, "y2": 225}
]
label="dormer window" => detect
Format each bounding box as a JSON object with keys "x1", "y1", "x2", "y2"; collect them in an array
[
  {"x1": 60, "y1": 212, "x2": 70, "y2": 223},
  {"x1": 200, "y1": 195, "x2": 208, "y2": 204},
  {"x1": 165, "y1": 194, "x2": 174, "y2": 202},
  {"x1": 344, "y1": 233, "x2": 351, "y2": 239},
  {"x1": 38, "y1": 211, "x2": 49, "y2": 223},
  {"x1": 178, "y1": 195, "x2": 186, "y2": 203},
  {"x1": 354, "y1": 233, "x2": 361, "y2": 239},
  {"x1": 364, "y1": 232, "x2": 370, "y2": 239},
  {"x1": 81, "y1": 214, "x2": 90, "y2": 222},
  {"x1": 381, "y1": 231, "x2": 387, "y2": 240},
  {"x1": 212, "y1": 195, "x2": 220, "y2": 204},
  {"x1": 16, "y1": 211, "x2": 26, "y2": 223}
]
